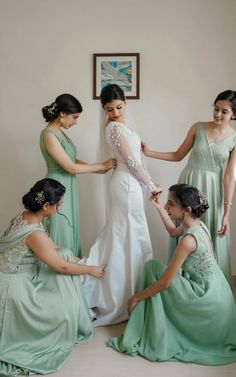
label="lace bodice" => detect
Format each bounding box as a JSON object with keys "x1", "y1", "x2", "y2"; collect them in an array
[
  {"x1": 0, "y1": 214, "x2": 44, "y2": 273},
  {"x1": 105, "y1": 122, "x2": 156, "y2": 192},
  {"x1": 181, "y1": 222, "x2": 219, "y2": 281}
]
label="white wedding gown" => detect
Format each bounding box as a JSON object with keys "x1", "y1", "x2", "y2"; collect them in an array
[{"x1": 81, "y1": 121, "x2": 157, "y2": 326}]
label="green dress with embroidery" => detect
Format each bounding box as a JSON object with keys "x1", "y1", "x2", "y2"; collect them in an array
[
  {"x1": 40, "y1": 128, "x2": 81, "y2": 257},
  {"x1": 169, "y1": 122, "x2": 236, "y2": 284},
  {"x1": 0, "y1": 214, "x2": 93, "y2": 376},
  {"x1": 109, "y1": 222, "x2": 236, "y2": 365}
]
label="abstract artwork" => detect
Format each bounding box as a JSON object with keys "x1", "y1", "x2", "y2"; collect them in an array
[{"x1": 93, "y1": 53, "x2": 140, "y2": 99}]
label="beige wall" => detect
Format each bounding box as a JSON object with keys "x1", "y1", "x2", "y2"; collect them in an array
[{"x1": 1, "y1": 0, "x2": 236, "y2": 272}]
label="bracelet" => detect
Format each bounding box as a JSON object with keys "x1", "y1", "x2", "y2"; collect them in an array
[{"x1": 224, "y1": 201, "x2": 232, "y2": 207}]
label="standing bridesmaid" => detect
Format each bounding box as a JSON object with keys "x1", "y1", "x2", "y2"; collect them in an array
[
  {"x1": 40, "y1": 93, "x2": 116, "y2": 257},
  {"x1": 142, "y1": 90, "x2": 236, "y2": 284}
]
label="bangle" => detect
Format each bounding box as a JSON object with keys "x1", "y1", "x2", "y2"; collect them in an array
[{"x1": 224, "y1": 201, "x2": 232, "y2": 207}]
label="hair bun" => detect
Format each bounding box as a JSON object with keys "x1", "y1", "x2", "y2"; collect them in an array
[{"x1": 42, "y1": 102, "x2": 58, "y2": 122}]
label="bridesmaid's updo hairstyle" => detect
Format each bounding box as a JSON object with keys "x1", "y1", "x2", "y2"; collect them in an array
[
  {"x1": 42, "y1": 94, "x2": 83, "y2": 122},
  {"x1": 100, "y1": 84, "x2": 126, "y2": 107},
  {"x1": 169, "y1": 184, "x2": 209, "y2": 218},
  {"x1": 23, "y1": 178, "x2": 65, "y2": 212},
  {"x1": 214, "y1": 90, "x2": 236, "y2": 119}
]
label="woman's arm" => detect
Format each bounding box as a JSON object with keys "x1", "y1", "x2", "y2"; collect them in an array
[
  {"x1": 108, "y1": 123, "x2": 161, "y2": 193},
  {"x1": 25, "y1": 231, "x2": 105, "y2": 278},
  {"x1": 150, "y1": 195, "x2": 184, "y2": 237},
  {"x1": 128, "y1": 235, "x2": 196, "y2": 313},
  {"x1": 218, "y1": 146, "x2": 236, "y2": 237},
  {"x1": 142, "y1": 123, "x2": 198, "y2": 162},
  {"x1": 43, "y1": 133, "x2": 116, "y2": 174}
]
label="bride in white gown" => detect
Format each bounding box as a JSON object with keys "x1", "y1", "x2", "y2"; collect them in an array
[{"x1": 81, "y1": 84, "x2": 161, "y2": 326}]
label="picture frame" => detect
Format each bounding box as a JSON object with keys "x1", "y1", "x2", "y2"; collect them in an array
[{"x1": 93, "y1": 53, "x2": 140, "y2": 99}]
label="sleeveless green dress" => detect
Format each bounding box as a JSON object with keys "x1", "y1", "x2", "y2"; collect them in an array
[
  {"x1": 109, "y1": 222, "x2": 236, "y2": 365},
  {"x1": 169, "y1": 122, "x2": 236, "y2": 284},
  {"x1": 0, "y1": 214, "x2": 93, "y2": 375},
  {"x1": 40, "y1": 128, "x2": 81, "y2": 257}
]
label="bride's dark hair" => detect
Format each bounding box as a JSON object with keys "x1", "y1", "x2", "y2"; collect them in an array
[{"x1": 100, "y1": 84, "x2": 126, "y2": 107}]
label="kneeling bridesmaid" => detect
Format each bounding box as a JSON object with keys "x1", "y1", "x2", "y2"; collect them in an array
[
  {"x1": 109, "y1": 184, "x2": 236, "y2": 366},
  {"x1": 0, "y1": 178, "x2": 105, "y2": 376}
]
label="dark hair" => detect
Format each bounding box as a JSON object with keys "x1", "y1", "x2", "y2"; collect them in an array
[
  {"x1": 100, "y1": 84, "x2": 126, "y2": 107},
  {"x1": 169, "y1": 184, "x2": 209, "y2": 218},
  {"x1": 22, "y1": 178, "x2": 65, "y2": 212},
  {"x1": 42, "y1": 94, "x2": 83, "y2": 122},
  {"x1": 214, "y1": 90, "x2": 236, "y2": 118}
]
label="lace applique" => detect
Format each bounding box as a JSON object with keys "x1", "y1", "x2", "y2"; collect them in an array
[
  {"x1": 127, "y1": 156, "x2": 139, "y2": 169},
  {"x1": 109, "y1": 123, "x2": 157, "y2": 192},
  {"x1": 110, "y1": 125, "x2": 122, "y2": 150},
  {"x1": 0, "y1": 214, "x2": 36, "y2": 273},
  {"x1": 182, "y1": 224, "x2": 219, "y2": 280},
  {"x1": 3, "y1": 213, "x2": 27, "y2": 237}
]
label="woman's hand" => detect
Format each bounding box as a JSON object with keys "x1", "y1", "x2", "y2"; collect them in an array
[
  {"x1": 217, "y1": 215, "x2": 230, "y2": 237},
  {"x1": 151, "y1": 184, "x2": 163, "y2": 205},
  {"x1": 103, "y1": 158, "x2": 117, "y2": 172},
  {"x1": 127, "y1": 295, "x2": 138, "y2": 315},
  {"x1": 154, "y1": 184, "x2": 163, "y2": 195},
  {"x1": 150, "y1": 191, "x2": 162, "y2": 209},
  {"x1": 141, "y1": 141, "x2": 151, "y2": 156},
  {"x1": 89, "y1": 265, "x2": 106, "y2": 279}
]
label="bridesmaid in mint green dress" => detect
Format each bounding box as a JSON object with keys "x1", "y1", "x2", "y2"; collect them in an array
[
  {"x1": 40, "y1": 94, "x2": 116, "y2": 257},
  {"x1": 142, "y1": 90, "x2": 236, "y2": 284},
  {"x1": 109, "y1": 184, "x2": 236, "y2": 365},
  {"x1": 0, "y1": 178, "x2": 105, "y2": 376}
]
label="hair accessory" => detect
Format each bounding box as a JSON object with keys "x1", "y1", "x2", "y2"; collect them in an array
[
  {"x1": 47, "y1": 102, "x2": 57, "y2": 116},
  {"x1": 35, "y1": 191, "x2": 45, "y2": 205},
  {"x1": 198, "y1": 190, "x2": 207, "y2": 205}
]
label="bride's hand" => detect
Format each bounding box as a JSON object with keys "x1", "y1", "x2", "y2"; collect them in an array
[{"x1": 154, "y1": 184, "x2": 163, "y2": 195}]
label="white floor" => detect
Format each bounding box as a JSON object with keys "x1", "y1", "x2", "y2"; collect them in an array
[{"x1": 42, "y1": 278, "x2": 236, "y2": 377}]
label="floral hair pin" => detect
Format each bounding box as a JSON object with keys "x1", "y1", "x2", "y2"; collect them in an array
[{"x1": 35, "y1": 191, "x2": 45, "y2": 205}]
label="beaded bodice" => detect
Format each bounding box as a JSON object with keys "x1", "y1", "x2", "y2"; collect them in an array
[
  {"x1": 0, "y1": 214, "x2": 44, "y2": 273},
  {"x1": 181, "y1": 222, "x2": 219, "y2": 281},
  {"x1": 105, "y1": 121, "x2": 156, "y2": 192}
]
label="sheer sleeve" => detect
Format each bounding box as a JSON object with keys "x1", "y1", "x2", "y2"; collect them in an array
[{"x1": 109, "y1": 123, "x2": 157, "y2": 192}]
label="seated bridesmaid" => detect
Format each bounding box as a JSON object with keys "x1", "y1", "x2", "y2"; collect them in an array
[
  {"x1": 0, "y1": 178, "x2": 105, "y2": 376},
  {"x1": 109, "y1": 184, "x2": 236, "y2": 365}
]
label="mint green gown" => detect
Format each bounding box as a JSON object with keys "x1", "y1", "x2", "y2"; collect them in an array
[
  {"x1": 169, "y1": 123, "x2": 236, "y2": 284},
  {"x1": 40, "y1": 129, "x2": 81, "y2": 256},
  {"x1": 0, "y1": 214, "x2": 93, "y2": 376},
  {"x1": 109, "y1": 222, "x2": 236, "y2": 365}
]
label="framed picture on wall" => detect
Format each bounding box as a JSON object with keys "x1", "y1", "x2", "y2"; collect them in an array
[{"x1": 93, "y1": 53, "x2": 140, "y2": 99}]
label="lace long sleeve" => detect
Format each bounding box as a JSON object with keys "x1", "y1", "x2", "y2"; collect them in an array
[{"x1": 109, "y1": 123, "x2": 157, "y2": 192}]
